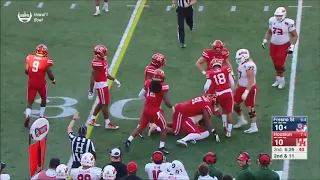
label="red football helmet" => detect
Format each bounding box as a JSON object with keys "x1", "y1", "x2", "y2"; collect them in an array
[
  {"x1": 35, "y1": 44, "x2": 48, "y2": 57},
  {"x1": 151, "y1": 53, "x2": 166, "y2": 68},
  {"x1": 94, "y1": 44, "x2": 108, "y2": 59},
  {"x1": 210, "y1": 60, "x2": 222, "y2": 68},
  {"x1": 152, "y1": 69, "x2": 165, "y2": 82},
  {"x1": 211, "y1": 40, "x2": 224, "y2": 54}
]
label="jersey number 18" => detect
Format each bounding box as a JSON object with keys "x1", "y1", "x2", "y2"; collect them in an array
[{"x1": 213, "y1": 73, "x2": 226, "y2": 85}]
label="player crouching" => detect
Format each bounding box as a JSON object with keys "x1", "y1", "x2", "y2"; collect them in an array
[
  {"x1": 70, "y1": 152, "x2": 102, "y2": 180},
  {"x1": 233, "y1": 49, "x2": 259, "y2": 133},
  {"x1": 124, "y1": 69, "x2": 174, "y2": 154},
  {"x1": 205, "y1": 60, "x2": 235, "y2": 137}
]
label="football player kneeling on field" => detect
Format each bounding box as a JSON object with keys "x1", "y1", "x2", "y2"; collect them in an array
[
  {"x1": 56, "y1": 164, "x2": 68, "y2": 180},
  {"x1": 102, "y1": 165, "x2": 117, "y2": 180},
  {"x1": 158, "y1": 160, "x2": 189, "y2": 180},
  {"x1": 70, "y1": 152, "x2": 102, "y2": 180}
]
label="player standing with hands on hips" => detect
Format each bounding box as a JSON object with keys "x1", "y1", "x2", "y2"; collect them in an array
[
  {"x1": 172, "y1": 0, "x2": 197, "y2": 48},
  {"x1": 262, "y1": 7, "x2": 298, "y2": 89}
]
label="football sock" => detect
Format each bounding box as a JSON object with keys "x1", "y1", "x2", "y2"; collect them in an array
[
  {"x1": 181, "y1": 133, "x2": 201, "y2": 142},
  {"x1": 251, "y1": 123, "x2": 257, "y2": 127},
  {"x1": 280, "y1": 77, "x2": 285, "y2": 84},
  {"x1": 105, "y1": 119, "x2": 110, "y2": 125},
  {"x1": 90, "y1": 115, "x2": 96, "y2": 120},
  {"x1": 128, "y1": 135, "x2": 134, "y2": 142},
  {"x1": 95, "y1": 6, "x2": 100, "y2": 11},
  {"x1": 238, "y1": 114, "x2": 245, "y2": 121},
  {"x1": 221, "y1": 114, "x2": 227, "y2": 127},
  {"x1": 136, "y1": 124, "x2": 140, "y2": 128},
  {"x1": 39, "y1": 107, "x2": 46, "y2": 117},
  {"x1": 159, "y1": 141, "x2": 165, "y2": 148},
  {"x1": 227, "y1": 123, "x2": 233, "y2": 132},
  {"x1": 25, "y1": 108, "x2": 31, "y2": 117},
  {"x1": 276, "y1": 76, "x2": 280, "y2": 82},
  {"x1": 197, "y1": 131, "x2": 209, "y2": 140}
]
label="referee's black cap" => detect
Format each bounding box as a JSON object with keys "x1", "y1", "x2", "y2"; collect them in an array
[
  {"x1": 49, "y1": 158, "x2": 60, "y2": 168},
  {"x1": 78, "y1": 125, "x2": 87, "y2": 136}
]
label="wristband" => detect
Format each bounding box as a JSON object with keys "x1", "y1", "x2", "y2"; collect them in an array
[{"x1": 263, "y1": 39, "x2": 267, "y2": 43}]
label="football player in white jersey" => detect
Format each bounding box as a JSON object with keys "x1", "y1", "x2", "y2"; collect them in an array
[
  {"x1": 262, "y1": 7, "x2": 298, "y2": 89},
  {"x1": 233, "y1": 49, "x2": 259, "y2": 133},
  {"x1": 102, "y1": 165, "x2": 117, "y2": 180},
  {"x1": 70, "y1": 152, "x2": 102, "y2": 180},
  {"x1": 145, "y1": 151, "x2": 170, "y2": 180},
  {"x1": 56, "y1": 164, "x2": 68, "y2": 180},
  {"x1": 158, "y1": 160, "x2": 189, "y2": 180}
]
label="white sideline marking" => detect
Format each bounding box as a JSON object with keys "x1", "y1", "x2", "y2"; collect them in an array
[
  {"x1": 37, "y1": 2, "x2": 43, "y2": 8},
  {"x1": 66, "y1": 0, "x2": 144, "y2": 170},
  {"x1": 198, "y1": 6, "x2": 204, "y2": 12},
  {"x1": 264, "y1": 6, "x2": 269, "y2": 11},
  {"x1": 166, "y1": 5, "x2": 172, "y2": 11},
  {"x1": 127, "y1": 4, "x2": 148, "y2": 7},
  {"x1": 288, "y1": 5, "x2": 311, "y2": 7},
  {"x1": 70, "y1": 3, "x2": 76, "y2": 9},
  {"x1": 282, "y1": 0, "x2": 303, "y2": 179},
  {"x1": 230, "y1": 6, "x2": 236, "y2": 12},
  {"x1": 4, "y1": 1, "x2": 11, "y2": 7}
]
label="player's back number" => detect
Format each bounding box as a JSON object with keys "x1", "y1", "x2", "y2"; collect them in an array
[{"x1": 213, "y1": 73, "x2": 226, "y2": 85}]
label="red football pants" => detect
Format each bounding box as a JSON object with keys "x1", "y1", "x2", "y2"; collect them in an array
[
  {"x1": 27, "y1": 83, "x2": 47, "y2": 102},
  {"x1": 139, "y1": 107, "x2": 167, "y2": 130},
  {"x1": 234, "y1": 85, "x2": 258, "y2": 107},
  {"x1": 270, "y1": 42, "x2": 290, "y2": 69}
]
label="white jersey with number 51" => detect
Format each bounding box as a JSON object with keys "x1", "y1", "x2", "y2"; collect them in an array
[
  {"x1": 70, "y1": 166, "x2": 102, "y2": 180},
  {"x1": 238, "y1": 61, "x2": 257, "y2": 87},
  {"x1": 269, "y1": 17, "x2": 295, "y2": 45}
]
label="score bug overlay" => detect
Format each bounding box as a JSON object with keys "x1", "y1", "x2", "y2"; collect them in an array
[{"x1": 272, "y1": 116, "x2": 307, "y2": 160}]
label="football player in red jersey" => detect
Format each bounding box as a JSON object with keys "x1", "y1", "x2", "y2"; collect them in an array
[
  {"x1": 93, "y1": 0, "x2": 109, "y2": 16},
  {"x1": 172, "y1": 94, "x2": 220, "y2": 147},
  {"x1": 205, "y1": 60, "x2": 235, "y2": 137},
  {"x1": 88, "y1": 45, "x2": 121, "y2": 129},
  {"x1": 24, "y1": 44, "x2": 56, "y2": 128},
  {"x1": 125, "y1": 69, "x2": 174, "y2": 154}
]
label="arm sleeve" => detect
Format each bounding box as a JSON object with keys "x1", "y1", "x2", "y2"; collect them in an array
[
  {"x1": 228, "y1": 73, "x2": 235, "y2": 90},
  {"x1": 204, "y1": 79, "x2": 212, "y2": 93},
  {"x1": 138, "y1": 88, "x2": 146, "y2": 100}
]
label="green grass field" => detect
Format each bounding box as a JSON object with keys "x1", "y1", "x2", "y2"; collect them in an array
[{"x1": 1, "y1": 0, "x2": 319, "y2": 179}]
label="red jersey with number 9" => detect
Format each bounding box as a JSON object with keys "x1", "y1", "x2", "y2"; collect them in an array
[
  {"x1": 175, "y1": 96, "x2": 214, "y2": 117},
  {"x1": 144, "y1": 79, "x2": 169, "y2": 108},
  {"x1": 206, "y1": 66, "x2": 232, "y2": 94},
  {"x1": 26, "y1": 54, "x2": 53, "y2": 85}
]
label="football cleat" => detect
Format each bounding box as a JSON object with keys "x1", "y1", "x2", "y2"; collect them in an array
[
  {"x1": 88, "y1": 119, "x2": 100, "y2": 127},
  {"x1": 93, "y1": 10, "x2": 101, "y2": 16},
  {"x1": 176, "y1": 139, "x2": 188, "y2": 147},
  {"x1": 105, "y1": 123, "x2": 119, "y2": 130},
  {"x1": 271, "y1": 81, "x2": 279, "y2": 87},
  {"x1": 180, "y1": 43, "x2": 187, "y2": 48},
  {"x1": 189, "y1": 139, "x2": 197, "y2": 144},
  {"x1": 24, "y1": 116, "x2": 30, "y2": 128},
  {"x1": 244, "y1": 126, "x2": 258, "y2": 133},
  {"x1": 102, "y1": 4, "x2": 109, "y2": 12},
  {"x1": 233, "y1": 119, "x2": 248, "y2": 129},
  {"x1": 278, "y1": 83, "x2": 285, "y2": 89},
  {"x1": 158, "y1": 147, "x2": 169, "y2": 154},
  {"x1": 226, "y1": 132, "x2": 231, "y2": 137},
  {"x1": 124, "y1": 140, "x2": 131, "y2": 152}
]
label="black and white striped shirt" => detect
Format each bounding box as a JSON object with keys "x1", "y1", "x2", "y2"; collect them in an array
[
  {"x1": 177, "y1": 0, "x2": 191, "y2": 8},
  {"x1": 68, "y1": 132, "x2": 95, "y2": 162}
]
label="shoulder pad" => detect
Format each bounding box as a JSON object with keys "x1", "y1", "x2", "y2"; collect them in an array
[
  {"x1": 221, "y1": 48, "x2": 229, "y2": 56},
  {"x1": 269, "y1": 16, "x2": 276, "y2": 23}
]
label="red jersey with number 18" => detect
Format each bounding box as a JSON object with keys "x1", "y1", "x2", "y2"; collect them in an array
[
  {"x1": 206, "y1": 66, "x2": 232, "y2": 94},
  {"x1": 175, "y1": 96, "x2": 214, "y2": 117},
  {"x1": 26, "y1": 54, "x2": 53, "y2": 85},
  {"x1": 144, "y1": 79, "x2": 169, "y2": 108}
]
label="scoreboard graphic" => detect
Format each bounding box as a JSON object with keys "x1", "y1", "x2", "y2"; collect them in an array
[{"x1": 272, "y1": 116, "x2": 308, "y2": 160}]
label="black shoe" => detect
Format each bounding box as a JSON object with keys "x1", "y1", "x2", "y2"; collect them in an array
[
  {"x1": 180, "y1": 43, "x2": 186, "y2": 48},
  {"x1": 158, "y1": 147, "x2": 169, "y2": 154},
  {"x1": 124, "y1": 140, "x2": 131, "y2": 152}
]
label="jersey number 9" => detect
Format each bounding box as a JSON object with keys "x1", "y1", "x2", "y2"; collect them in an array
[{"x1": 32, "y1": 61, "x2": 40, "y2": 72}]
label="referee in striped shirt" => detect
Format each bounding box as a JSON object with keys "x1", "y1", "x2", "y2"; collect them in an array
[
  {"x1": 172, "y1": 0, "x2": 197, "y2": 48},
  {"x1": 67, "y1": 112, "x2": 96, "y2": 168}
]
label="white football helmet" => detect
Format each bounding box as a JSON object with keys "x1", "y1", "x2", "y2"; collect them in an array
[
  {"x1": 102, "y1": 165, "x2": 117, "y2": 180},
  {"x1": 235, "y1": 49, "x2": 250, "y2": 65},
  {"x1": 274, "y1": 7, "x2": 287, "y2": 22},
  {"x1": 168, "y1": 160, "x2": 187, "y2": 175},
  {"x1": 55, "y1": 164, "x2": 68, "y2": 179},
  {"x1": 80, "y1": 152, "x2": 95, "y2": 167}
]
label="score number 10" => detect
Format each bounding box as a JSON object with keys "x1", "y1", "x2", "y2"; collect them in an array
[
  {"x1": 274, "y1": 139, "x2": 284, "y2": 146},
  {"x1": 274, "y1": 124, "x2": 287, "y2": 131}
]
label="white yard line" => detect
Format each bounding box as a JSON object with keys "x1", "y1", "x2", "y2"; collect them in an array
[
  {"x1": 282, "y1": 0, "x2": 303, "y2": 179},
  {"x1": 66, "y1": 0, "x2": 144, "y2": 170},
  {"x1": 230, "y1": 6, "x2": 236, "y2": 12},
  {"x1": 166, "y1": 5, "x2": 172, "y2": 11},
  {"x1": 70, "y1": 3, "x2": 76, "y2": 9},
  {"x1": 37, "y1": 2, "x2": 43, "y2": 8},
  {"x1": 4, "y1": 1, "x2": 11, "y2": 7},
  {"x1": 198, "y1": 6, "x2": 204, "y2": 12},
  {"x1": 263, "y1": 6, "x2": 269, "y2": 12}
]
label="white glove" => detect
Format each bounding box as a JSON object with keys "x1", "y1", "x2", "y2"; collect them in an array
[
  {"x1": 202, "y1": 71, "x2": 206, "y2": 75},
  {"x1": 287, "y1": 44, "x2": 295, "y2": 54},
  {"x1": 172, "y1": 106, "x2": 175, "y2": 113},
  {"x1": 241, "y1": 89, "x2": 249, "y2": 100},
  {"x1": 114, "y1": 79, "x2": 121, "y2": 87},
  {"x1": 215, "y1": 134, "x2": 220, "y2": 142},
  {"x1": 88, "y1": 91, "x2": 94, "y2": 100},
  {"x1": 262, "y1": 39, "x2": 267, "y2": 49}
]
